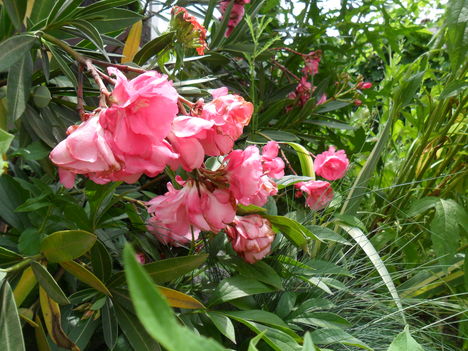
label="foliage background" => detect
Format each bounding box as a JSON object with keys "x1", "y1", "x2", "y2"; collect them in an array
[{"x1": 0, "y1": 0, "x2": 466, "y2": 350}]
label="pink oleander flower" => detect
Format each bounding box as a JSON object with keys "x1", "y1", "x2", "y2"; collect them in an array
[
  {"x1": 99, "y1": 68, "x2": 178, "y2": 179},
  {"x1": 135, "y1": 253, "x2": 146, "y2": 264},
  {"x1": 198, "y1": 91, "x2": 253, "y2": 156},
  {"x1": 49, "y1": 114, "x2": 121, "y2": 188},
  {"x1": 219, "y1": 0, "x2": 250, "y2": 37},
  {"x1": 167, "y1": 116, "x2": 214, "y2": 171},
  {"x1": 314, "y1": 146, "x2": 349, "y2": 181},
  {"x1": 302, "y1": 51, "x2": 321, "y2": 76},
  {"x1": 225, "y1": 144, "x2": 282, "y2": 206},
  {"x1": 226, "y1": 215, "x2": 275, "y2": 263},
  {"x1": 317, "y1": 94, "x2": 327, "y2": 105},
  {"x1": 357, "y1": 82, "x2": 372, "y2": 89},
  {"x1": 147, "y1": 180, "x2": 235, "y2": 245},
  {"x1": 261, "y1": 141, "x2": 285, "y2": 179},
  {"x1": 295, "y1": 180, "x2": 333, "y2": 210}
]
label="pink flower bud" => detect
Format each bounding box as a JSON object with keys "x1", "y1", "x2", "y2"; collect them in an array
[
  {"x1": 135, "y1": 253, "x2": 146, "y2": 264},
  {"x1": 295, "y1": 180, "x2": 333, "y2": 210},
  {"x1": 226, "y1": 215, "x2": 275, "y2": 263},
  {"x1": 357, "y1": 82, "x2": 372, "y2": 89},
  {"x1": 354, "y1": 99, "x2": 362, "y2": 106},
  {"x1": 314, "y1": 146, "x2": 349, "y2": 180}
]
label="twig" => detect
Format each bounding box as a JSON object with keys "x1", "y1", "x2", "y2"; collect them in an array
[
  {"x1": 85, "y1": 59, "x2": 110, "y2": 108},
  {"x1": 271, "y1": 59, "x2": 300, "y2": 82},
  {"x1": 91, "y1": 59, "x2": 147, "y2": 74},
  {"x1": 77, "y1": 64, "x2": 86, "y2": 120}
]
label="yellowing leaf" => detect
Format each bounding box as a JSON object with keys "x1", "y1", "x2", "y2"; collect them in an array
[
  {"x1": 121, "y1": 20, "x2": 142, "y2": 63},
  {"x1": 13, "y1": 266, "x2": 37, "y2": 306},
  {"x1": 157, "y1": 286, "x2": 206, "y2": 310}
]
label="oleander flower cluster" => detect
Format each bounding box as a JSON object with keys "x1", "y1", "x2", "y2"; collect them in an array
[
  {"x1": 219, "y1": 0, "x2": 250, "y2": 37},
  {"x1": 294, "y1": 146, "x2": 349, "y2": 210},
  {"x1": 49, "y1": 67, "x2": 348, "y2": 263}
]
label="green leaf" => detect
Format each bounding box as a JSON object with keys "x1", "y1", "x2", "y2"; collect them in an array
[
  {"x1": 87, "y1": 8, "x2": 142, "y2": 34},
  {"x1": 40, "y1": 230, "x2": 97, "y2": 263},
  {"x1": 0, "y1": 34, "x2": 36, "y2": 73},
  {"x1": 43, "y1": 42, "x2": 77, "y2": 86},
  {"x1": 109, "y1": 254, "x2": 208, "y2": 287},
  {"x1": 0, "y1": 280, "x2": 26, "y2": 351},
  {"x1": 102, "y1": 299, "x2": 118, "y2": 350},
  {"x1": 46, "y1": 0, "x2": 82, "y2": 26},
  {"x1": 30, "y1": 261, "x2": 70, "y2": 305},
  {"x1": 265, "y1": 215, "x2": 321, "y2": 251},
  {"x1": 59, "y1": 260, "x2": 111, "y2": 296},
  {"x1": 90, "y1": 240, "x2": 112, "y2": 282},
  {"x1": 123, "y1": 244, "x2": 226, "y2": 351},
  {"x1": 0, "y1": 247, "x2": 23, "y2": 268},
  {"x1": 405, "y1": 197, "x2": 439, "y2": 217},
  {"x1": 285, "y1": 142, "x2": 315, "y2": 178},
  {"x1": 233, "y1": 259, "x2": 283, "y2": 289},
  {"x1": 7, "y1": 52, "x2": 32, "y2": 122},
  {"x1": 316, "y1": 100, "x2": 352, "y2": 113},
  {"x1": 0, "y1": 175, "x2": 30, "y2": 230},
  {"x1": 431, "y1": 199, "x2": 467, "y2": 265},
  {"x1": 250, "y1": 130, "x2": 300, "y2": 142},
  {"x1": 74, "y1": 0, "x2": 138, "y2": 18},
  {"x1": 248, "y1": 331, "x2": 266, "y2": 351},
  {"x1": 276, "y1": 175, "x2": 314, "y2": 189},
  {"x1": 114, "y1": 301, "x2": 161, "y2": 351},
  {"x1": 207, "y1": 312, "x2": 236, "y2": 344},
  {"x1": 67, "y1": 19, "x2": 108, "y2": 60},
  {"x1": 223, "y1": 310, "x2": 291, "y2": 330},
  {"x1": 29, "y1": 0, "x2": 56, "y2": 24},
  {"x1": 292, "y1": 312, "x2": 351, "y2": 329},
  {"x1": 311, "y1": 328, "x2": 372, "y2": 350},
  {"x1": 439, "y1": 80, "x2": 468, "y2": 99},
  {"x1": 0, "y1": 129, "x2": 14, "y2": 154},
  {"x1": 13, "y1": 141, "x2": 50, "y2": 161},
  {"x1": 3, "y1": 0, "x2": 27, "y2": 30},
  {"x1": 302, "y1": 332, "x2": 320, "y2": 351},
  {"x1": 133, "y1": 31, "x2": 175, "y2": 65},
  {"x1": 209, "y1": 276, "x2": 275, "y2": 306},
  {"x1": 18, "y1": 228, "x2": 42, "y2": 256},
  {"x1": 387, "y1": 326, "x2": 425, "y2": 351},
  {"x1": 306, "y1": 225, "x2": 351, "y2": 245}
]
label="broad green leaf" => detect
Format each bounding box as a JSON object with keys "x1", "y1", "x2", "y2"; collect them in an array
[
  {"x1": 87, "y1": 8, "x2": 142, "y2": 34},
  {"x1": 133, "y1": 31, "x2": 175, "y2": 65},
  {"x1": 311, "y1": 328, "x2": 372, "y2": 350},
  {"x1": 31, "y1": 261, "x2": 70, "y2": 305},
  {"x1": 248, "y1": 331, "x2": 266, "y2": 351},
  {"x1": 46, "y1": 0, "x2": 82, "y2": 26},
  {"x1": 13, "y1": 141, "x2": 50, "y2": 161},
  {"x1": 102, "y1": 299, "x2": 118, "y2": 350},
  {"x1": 157, "y1": 286, "x2": 205, "y2": 310},
  {"x1": 13, "y1": 267, "x2": 36, "y2": 306},
  {"x1": 67, "y1": 19, "x2": 108, "y2": 60},
  {"x1": 209, "y1": 276, "x2": 275, "y2": 306},
  {"x1": 90, "y1": 240, "x2": 112, "y2": 282},
  {"x1": 123, "y1": 244, "x2": 226, "y2": 351},
  {"x1": 122, "y1": 20, "x2": 142, "y2": 63},
  {"x1": 74, "y1": 0, "x2": 138, "y2": 18},
  {"x1": 387, "y1": 326, "x2": 425, "y2": 351},
  {"x1": 29, "y1": 0, "x2": 55, "y2": 24},
  {"x1": 109, "y1": 254, "x2": 207, "y2": 287},
  {"x1": 431, "y1": 198, "x2": 467, "y2": 265},
  {"x1": 7, "y1": 51, "x2": 32, "y2": 122},
  {"x1": 0, "y1": 129, "x2": 14, "y2": 154},
  {"x1": 59, "y1": 260, "x2": 111, "y2": 296},
  {"x1": 223, "y1": 310, "x2": 291, "y2": 330},
  {"x1": 285, "y1": 142, "x2": 315, "y2": 178},
  {"x1": 0, "y1": 280, "x2": 26, "y2": 351},
  {"x1": 114, "y1": 301, "x2": 161, "y2": 351},
  {"x1": 40, "y1": 230, "x2": 96, "y2": 263},
  {"x1": 439, "y1": 80, "x2": 468, "y2": 99},
  {"x1": 265, "y1": 215, "x2": 321, "y2": 251},
  {"x1": 233, "y1": 259, "x2": 283, "y2": 289},
  {"x1": 250, "y1": 130, "x2": 300, "y2": 142},
  {"x1": 405, "y1": 197, "x2": 439, "y2": 217},
  {"x1": 207, "y1": 312, "x2": 236, "y2": 344},
  {"x1": 3, "y1": 0, "x2": 27, "y2": 30},
  {"x1": 302, "y1": 332, "x2": 320, "y2": 351}
]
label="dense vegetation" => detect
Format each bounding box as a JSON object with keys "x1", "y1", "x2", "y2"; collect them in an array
[{"x1": 0, "y1": 0, "x2": 466, "y2": 350}]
